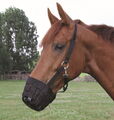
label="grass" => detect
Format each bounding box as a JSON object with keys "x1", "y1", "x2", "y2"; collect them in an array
[
  {"x1": 0, "y1": 80, "x2": 114, "y2": 120},
  {"x1": 80, "y1": 73, "x2": 88, "y2": 77}
]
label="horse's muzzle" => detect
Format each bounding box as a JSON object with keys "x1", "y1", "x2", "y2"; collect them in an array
[{"x1": 22, "y1": 77, "x2": 56, "y2": 111}]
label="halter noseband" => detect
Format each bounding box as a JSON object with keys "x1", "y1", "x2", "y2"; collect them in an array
[{"x1": 47, "y1": 24, "x2": 77, "y2": 92}]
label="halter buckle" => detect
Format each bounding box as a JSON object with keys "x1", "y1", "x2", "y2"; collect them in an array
[
  {"x1": 61, "y1": 61, "x2": 69, "y2": 69},
  {"x1": 61, "y1": 61, "x2": 69, "y2": 77}
]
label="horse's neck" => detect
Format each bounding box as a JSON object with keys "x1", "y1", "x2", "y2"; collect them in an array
[
  {"x1": 81, "y1": 27, "x2": 114, "y2": 100},
  {"x1": 87, "y1": 52, "x2": 114, "y2": 100}
]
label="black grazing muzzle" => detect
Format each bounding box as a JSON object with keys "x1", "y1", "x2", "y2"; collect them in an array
[{"x1": 22, "y1": 77, "x2": 56, "y2": 111}]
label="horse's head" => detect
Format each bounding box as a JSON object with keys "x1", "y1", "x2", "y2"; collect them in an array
[{"x1": 22, "y1": 3, "x2": 87, "y2": 111}]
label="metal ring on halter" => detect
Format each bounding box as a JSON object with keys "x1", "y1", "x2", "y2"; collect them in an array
[
  {"x1": 61, "y1": 61, "x2": 69, "y2": 77},
  {"x1": 61, "y1": 61, "x2": 69, "y2": 69}
]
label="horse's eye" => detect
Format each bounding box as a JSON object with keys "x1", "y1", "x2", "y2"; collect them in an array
[{"x1": 54, "y1": 44, "x2": 65, "y2": 51}]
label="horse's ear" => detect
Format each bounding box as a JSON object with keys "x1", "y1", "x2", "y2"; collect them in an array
[
  {"x1": 47, "y1": 8, "x2": 59, "y2": 25},
  {"x1": 56, "y1": 3, "x2": 72, "y2": 25}
]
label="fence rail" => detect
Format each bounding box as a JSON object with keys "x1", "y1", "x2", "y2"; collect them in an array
[{"x1": 0, "y1": 74, "x2": 28, "y2": 80}]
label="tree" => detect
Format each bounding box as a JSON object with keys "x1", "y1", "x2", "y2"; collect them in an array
[
  {"x1": 1, "y1": 7, "x2": 38, "y2": 72},
  {"x1": 0, "y1": 43, "x2": 12, "y2": 75},
  {"x1": 0, "y1": 13, "x2": 12, "y2": 75}
]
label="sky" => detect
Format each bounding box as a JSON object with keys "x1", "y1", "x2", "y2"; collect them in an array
[{"x1": 0, "y1": 0, "x2": 114, "y2": 49}]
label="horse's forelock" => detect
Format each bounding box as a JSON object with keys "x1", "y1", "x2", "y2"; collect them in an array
[{"x1": 40, "y1": 21, "x2": 63, "y2": 47}]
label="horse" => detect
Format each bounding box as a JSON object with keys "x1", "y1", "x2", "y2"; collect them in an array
[{"x1": 22, "y1": 3, "x2": 114, "y2": 111}]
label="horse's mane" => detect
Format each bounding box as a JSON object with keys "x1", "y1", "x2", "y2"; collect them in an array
[
  {"x1": 75, "y1": 19, "x2": 114, "y2": 43},
  {"x1": 88, "y1": 24, "x2": 114, "y2": 43}
]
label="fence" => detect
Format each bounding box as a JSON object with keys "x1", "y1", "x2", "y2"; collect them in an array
[
  {"x1": 74, "y1": 75, "x2": 96, "y2": 82},
  {"x1": 0, "y1": 70, "x2": 29, "y2": 80}
]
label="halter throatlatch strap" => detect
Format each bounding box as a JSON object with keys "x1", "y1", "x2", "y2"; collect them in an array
[{"x1": 47, "y1": 24, "x2": 77, "y2": 92}]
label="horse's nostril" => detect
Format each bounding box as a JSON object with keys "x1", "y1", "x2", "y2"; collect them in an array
[
  {"x1": 27, "y1": 97, "x2": 32, "y2": 102},
  {"x1": 23, "y1": 96, "x2": 32, "y2": 102}
]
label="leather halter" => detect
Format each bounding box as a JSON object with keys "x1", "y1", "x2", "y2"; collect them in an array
[{"x1": 47, "y1": 24, "x2": 77, "y2": 92}]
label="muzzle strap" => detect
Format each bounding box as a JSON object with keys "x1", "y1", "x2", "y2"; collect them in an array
[{"x1": 47, "y1": 66, "x2": 64, "y2": 88}]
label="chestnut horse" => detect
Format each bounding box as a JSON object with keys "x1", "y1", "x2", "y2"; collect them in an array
[{"x1": 22, "y1": 3, "x2": 114, "y2": 111}]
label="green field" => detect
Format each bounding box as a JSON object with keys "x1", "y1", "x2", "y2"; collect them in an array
[{"x1": 0, "y1": 80, "x2": 114, "y2": 120}]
